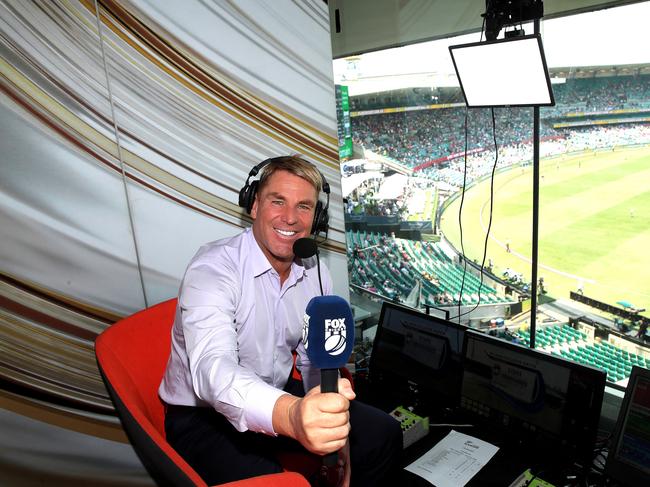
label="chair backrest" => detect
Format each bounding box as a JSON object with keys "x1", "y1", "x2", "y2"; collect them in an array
[
  {"x1": 96, "y1": 298, "x2": 205, "y2": 487},
  {"x1": 96, "y1": 298, "x2": 310, "y2": 487},
  {"x1": 97, "y1": 298, "x2": 176, "y2": 434}
]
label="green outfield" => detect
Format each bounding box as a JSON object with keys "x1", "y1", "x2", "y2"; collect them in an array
[{"x1": 440, "y1": 145, "x2": 650, "y2": 313}]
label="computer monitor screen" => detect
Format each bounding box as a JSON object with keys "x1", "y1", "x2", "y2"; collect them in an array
[
  {"x1": 461, "y1": 331, "x2": 606, "y2": 464},
  {"x1": 369, "y1": 301, "x2": 467, "y2": 408},
  {"x1": 449, "y1": 34, "x2": 555, "y2": 107},
  {"x1": 606, "y1": 365, "x2": 650, "y2": 486}
]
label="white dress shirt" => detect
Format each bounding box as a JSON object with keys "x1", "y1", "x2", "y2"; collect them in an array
[{"x1": 159, "y1": 228, "x2": 332, "y2": 435}]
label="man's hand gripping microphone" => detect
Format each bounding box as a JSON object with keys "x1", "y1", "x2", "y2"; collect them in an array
[{"x1": 303, "y1": 295, "x2": 355, "y2": 486}]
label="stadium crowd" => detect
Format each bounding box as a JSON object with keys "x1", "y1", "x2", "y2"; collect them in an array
[
  {"x1": 350, "y1": 74, "x2": 650, "y2": 190},
  {"x1": 354, "y1": 75, "x2": 648, "y2": 151}
]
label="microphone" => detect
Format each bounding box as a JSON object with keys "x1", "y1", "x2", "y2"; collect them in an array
[
  {"x1": 303, "y1": 295, "x2": 355, "y2": 471},
  {"x1": 293, "y1": 237, "x2": 318, "y2": 259},
  {"x1": 293, "y1": 238, "x2": 324, "y2": 295}
]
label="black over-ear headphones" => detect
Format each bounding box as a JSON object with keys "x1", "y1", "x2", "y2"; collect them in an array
[{"x1": 238, "y1": 157, "x2": 330, "y2": 236}]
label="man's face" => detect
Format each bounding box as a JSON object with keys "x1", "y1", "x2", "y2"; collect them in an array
[{"x1": 251, "y1": 170, "x2": 318, "y2": 273}]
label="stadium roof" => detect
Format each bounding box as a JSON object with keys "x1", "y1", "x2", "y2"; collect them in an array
[
  {"x1": 550, "y1": 64, "x2": 650, "y2": 78},
  {"x1": 333, "y1": 2, "x2": 650, "y2": 96},
  {"x1": 330, "y1": 0, "x2": 646, "y2": 58}
]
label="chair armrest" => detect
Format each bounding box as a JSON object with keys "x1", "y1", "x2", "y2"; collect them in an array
[{"x1": 217, "y1": 471, "x2": 309, "y2": 486}]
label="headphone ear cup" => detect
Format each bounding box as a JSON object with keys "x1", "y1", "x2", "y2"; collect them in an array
[
  {"x1": 239, "y1": 180, "x2": 258, "y2": 215},
  {"x1": 238, "y1": 183, "x2": 249, "y2": 210},
  {"x1": 245, "y1": 180, "x2": 259, "y2": 214},
  {"x1": 311, "y1": 201, "x2": 329, "y2": 235}
]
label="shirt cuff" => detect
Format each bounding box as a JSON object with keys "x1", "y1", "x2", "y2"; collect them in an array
[{"x1": 243, "y1": 381, "x2": 286, "y2": 435}]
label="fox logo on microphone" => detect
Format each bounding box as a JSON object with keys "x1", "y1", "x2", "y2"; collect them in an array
[
  {"x1": 303, "y1": 295, "x2": 355, "y2": 369},
  {"x1": 324, "y1": 318, "x2": 346, "y2": 355}
]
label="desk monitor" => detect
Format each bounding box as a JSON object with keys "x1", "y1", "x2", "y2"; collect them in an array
[
  {"x1": 460, "y1": 331, "x2": 606, "y2": 466},
  {"x1": 605, "y1": 365, "x2": 650, "y2": 486},
  {"x1": 369, "y1": 301, "x2": 467, "y2": 409}
]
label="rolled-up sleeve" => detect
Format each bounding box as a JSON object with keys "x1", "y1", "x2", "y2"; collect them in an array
[{"x1": 180, "y1": 259, "x2": 283, "y2": 434}]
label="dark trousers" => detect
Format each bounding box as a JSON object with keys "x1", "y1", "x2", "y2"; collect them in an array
[{"x1": 165, "y1": 380, "x2": 402, "y2": 486}]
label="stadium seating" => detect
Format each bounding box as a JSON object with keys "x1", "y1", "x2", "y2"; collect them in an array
[
  {"x1": 348, "y1": 230, "x2": 507, "y2": 306},
  {"x1": 509, "y1": 323, "x2": 650, "y2": 384}
]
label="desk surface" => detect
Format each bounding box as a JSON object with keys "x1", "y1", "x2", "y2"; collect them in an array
[
  {"x1": 399, "y1": 426, "x2": 537, "y2": 487},
  {"x1": 356, "y1": 380, "x2": 593, "y2": 486}
]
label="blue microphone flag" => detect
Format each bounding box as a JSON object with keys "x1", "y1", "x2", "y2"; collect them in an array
[{"x1": 303, "y1": 295, "x2": 355, "y2": 369}]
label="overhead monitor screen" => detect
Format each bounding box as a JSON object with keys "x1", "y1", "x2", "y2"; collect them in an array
[{"x1": 449, "y1": 34, "x2": 555, "y2": 107}]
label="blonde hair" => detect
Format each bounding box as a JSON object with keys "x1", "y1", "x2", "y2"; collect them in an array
[{"x1": 257, "y1": 155, "x2": 322, "y2": 193}]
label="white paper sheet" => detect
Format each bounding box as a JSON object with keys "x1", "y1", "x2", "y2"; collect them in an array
[{"x1": 405, "y1": 430, "x2": 499, "y2": 487}]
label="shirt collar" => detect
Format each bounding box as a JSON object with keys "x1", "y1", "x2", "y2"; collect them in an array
[{"x1": 245, "y1": 228, "x2": 306, "y2": 282}]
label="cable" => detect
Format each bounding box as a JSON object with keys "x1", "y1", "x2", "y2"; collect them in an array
[
  {"x1": 316, "y1": 252, "x2": 324, "y2": 295},
  {"x1": 314, "y1": 226, "x2": 330, "y2": 294},
  {"x1": 456, "y1": 107, "x2": 470, "y2": 324},
  {"x1": 93, "y1": 0, "x2": 148, "y2": 307},
  {"x1": 457, "y1": 108, "x2": 499, "y2": 321},
  {"x1": 480, "y1": 10, "x2": 487, "y2": 42},
  {"x1": 595, "y1": 430, "x2": 613, "y2": 448}
]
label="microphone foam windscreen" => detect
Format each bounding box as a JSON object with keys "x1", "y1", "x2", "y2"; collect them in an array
[
  {"x1": 293, "y1": 238, "x2": 318, "y2": 259},
  {"x1": 303, "y1": 295, "x2": 355, "y2": 369}
]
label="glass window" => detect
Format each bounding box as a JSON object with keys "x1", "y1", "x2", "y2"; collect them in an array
[{"x1": 334, "y1": 2, "x2": 650, "y2": 389}]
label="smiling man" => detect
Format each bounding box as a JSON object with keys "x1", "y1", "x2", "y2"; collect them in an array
[
  {"x1": 159, "y1": 156, "x2": 401, "y2": 486},
  {"x1": 250, "y1": 163, "x2": 320, "y2": 284}
]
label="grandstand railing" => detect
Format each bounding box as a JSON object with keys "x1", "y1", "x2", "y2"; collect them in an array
[
  {"x1": 350, "y1": 282, "x2": 511, "y2": 323},
  {"x1": 570, "y1": 291, "x2": 649, "y2": 327}
]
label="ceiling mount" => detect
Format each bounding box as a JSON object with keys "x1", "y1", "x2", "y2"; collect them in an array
[{"x1": 482, "y1": 0, "x2": 544, "y2": 40}]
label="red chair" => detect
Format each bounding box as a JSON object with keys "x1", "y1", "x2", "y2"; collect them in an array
[{"x1": 95, "y1": 298, "x2": 309, "y2": 487}]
